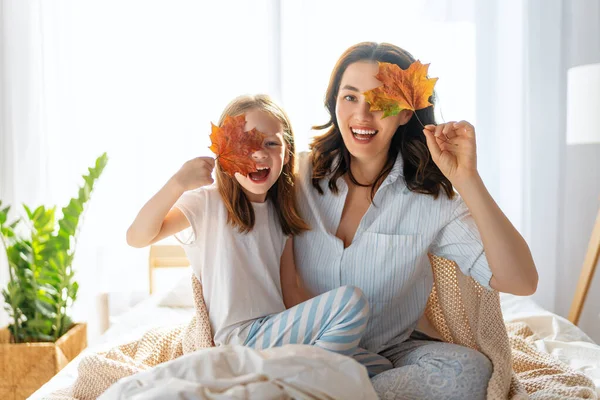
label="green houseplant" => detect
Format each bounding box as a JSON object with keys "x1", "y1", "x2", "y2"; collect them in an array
[
  {"x1": 0, "y1": 153, "x2": 108, "y2": 343},
  {"x1": 0, "y1": 153, "x2": 108, "y2": 399}
]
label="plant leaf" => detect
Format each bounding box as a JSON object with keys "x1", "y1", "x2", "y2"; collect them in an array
[
  {"x1": 0, "y1": 205, "x2": 10, "y2": 225},
  {"x1": 1, "y1": 153, "x2": 108, "y2": 342},
  {"x1": 363, "y1": 61, "x2": 438, "y2": 118},
  {"x1": 208, "y1": 114, "x2": 266, "y2": 177}
]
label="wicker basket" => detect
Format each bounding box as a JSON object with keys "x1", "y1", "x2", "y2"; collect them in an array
[{"x1": 0, "y1": 323, "x2": 87, "y2": 400}]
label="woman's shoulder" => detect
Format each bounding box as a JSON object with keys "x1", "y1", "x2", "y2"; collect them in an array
[
  {"x1": 297, "y1": 151, "x2": 312, "y2": 171},
  {"x1": 399, "y1": 182, "x2": 462, "y2": 217},
  {"x1": 425, "y1": 188, "x2": 468, "y2": 221}
]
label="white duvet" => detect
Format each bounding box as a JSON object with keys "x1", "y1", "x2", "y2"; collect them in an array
[{"x1": 98, "y1": 344, "x2": 377, "y2": 400}]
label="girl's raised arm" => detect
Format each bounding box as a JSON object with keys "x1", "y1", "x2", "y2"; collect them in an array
[{"x1": 126, "y1": 157, "x2": 215, "y2": 248}]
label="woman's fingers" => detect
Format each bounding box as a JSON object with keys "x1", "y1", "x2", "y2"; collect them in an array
[
  {"x1": 425, "y1": 121, "x2": 475, "y2": 139},
  {"x1": 423, "y1": 129, "x2": 442, "y2": 161},
  {"x1": 453, "y1": 120, "x2": 475, "y2": 138},
  {"x1": 439, "y1": 137, "x2": 472, "y2": 153},
  {"x1": 434, "y1": 124, "x2": 445, "y2": 139}
]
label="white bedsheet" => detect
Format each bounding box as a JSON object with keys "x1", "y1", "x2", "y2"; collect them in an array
[
  {"x1": 98, "y1": 345, "x2": 377, "y2": 400},
  {"x1": 29, "y1": 294, "x2": 600, "y2": 399}
]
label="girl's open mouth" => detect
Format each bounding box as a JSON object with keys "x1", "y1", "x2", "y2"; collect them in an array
[{"x1": 249, "y1": 167, "x2": 270, "y2": 183}]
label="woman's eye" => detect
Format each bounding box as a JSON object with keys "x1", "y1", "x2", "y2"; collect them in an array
[
  {"x1": 344, "y1": 95, "x2": 357, "y2": 102},
  {"x1": 266, "y1": 141, "x2": 280, "y2": 147}
]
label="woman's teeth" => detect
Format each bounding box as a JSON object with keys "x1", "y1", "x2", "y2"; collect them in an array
[{"x1": 351, "y1": 128, "x2": 378, "y2": 141}]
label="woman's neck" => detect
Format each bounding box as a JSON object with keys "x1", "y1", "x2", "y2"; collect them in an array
[{"x1": 348, "y1": 154, "x2": 388, "y2": 186}]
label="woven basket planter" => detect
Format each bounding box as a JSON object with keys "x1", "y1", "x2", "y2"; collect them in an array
[{"x1": 0, "y1": 323, "x2": 87, "y2": 400}]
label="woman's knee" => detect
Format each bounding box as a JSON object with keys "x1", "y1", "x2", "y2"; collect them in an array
[
  {"x1": 375, "y1": 343, "x2": 492, "y2": 399},
  {"x1": 416, "y1": 345, "x2": 492, "y2": 399}
]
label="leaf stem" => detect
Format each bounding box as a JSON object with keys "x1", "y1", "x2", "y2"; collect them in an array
[{"x1": 414, "y1": 112, "x2": 458, "y2": 147}]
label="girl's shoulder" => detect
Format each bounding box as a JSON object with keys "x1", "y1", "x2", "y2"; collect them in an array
[
  {"x1": 182, "y1": 183, "x2": 218, "y2": 196},
  {"x1": 178, "y1": 184, "x2": 221, "y2": 208}
]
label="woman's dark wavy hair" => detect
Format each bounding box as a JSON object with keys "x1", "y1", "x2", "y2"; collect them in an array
[{"x1": 310, "y1": 42, "x2": 454, "y2": 200}]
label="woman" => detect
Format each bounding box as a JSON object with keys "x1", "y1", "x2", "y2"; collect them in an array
[{"x1": 293, "y1": 42, "x2": 538, "y2": 399}]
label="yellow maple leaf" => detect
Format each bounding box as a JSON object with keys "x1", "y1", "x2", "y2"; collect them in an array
[{"x1": 364, "y1": 61, "x2": 438, "y2": 118}]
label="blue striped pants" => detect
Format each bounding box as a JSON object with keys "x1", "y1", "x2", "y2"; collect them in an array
[{"x1": 242, "y1": 285, "x2": 392, "y2": 377}]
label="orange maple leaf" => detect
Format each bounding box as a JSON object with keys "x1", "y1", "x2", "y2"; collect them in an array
[
  {"x1": 363, "y1": 61, "x2": 438, "y2": 118},
  {"x1": 209, "y1": 114, "x2": 266, "y2": 176}
]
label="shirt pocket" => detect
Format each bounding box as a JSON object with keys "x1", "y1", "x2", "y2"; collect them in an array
[{"x1": 351, "y1": 232, "x2": 426, "y2": 304}]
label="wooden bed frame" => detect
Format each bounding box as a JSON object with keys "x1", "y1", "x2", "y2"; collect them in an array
[{"x1": 148, "y1": 244, "x2": 189, "y2": 294}]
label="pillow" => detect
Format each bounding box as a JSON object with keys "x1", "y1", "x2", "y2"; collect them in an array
[{"x1": 156, "y1": 272, "x2": 195, "y2": 308}]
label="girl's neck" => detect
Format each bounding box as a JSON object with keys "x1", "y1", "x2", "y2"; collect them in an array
[
  {"x1": 242, "y1": 188, "x2": 267, "y2": 203},
  {"x1": 348, "y1": 154, "x2": 388, "y2": 186}
]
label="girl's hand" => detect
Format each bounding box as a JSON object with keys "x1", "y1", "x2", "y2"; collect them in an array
[
  {"x1": 173, "y1": 157, "x2": 215, "y2": 192},
  {"x1": 423, "y1": 121, "x2": 479, "y2": 188}
]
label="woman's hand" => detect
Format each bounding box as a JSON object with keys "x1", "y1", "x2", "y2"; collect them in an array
[
  {"x1": 424, "y1": 121, "x2": 538, "y2": 295},
  {"x1": 423, "y1": 121, "x2": 478, "y2": 189},
  {"x1": 173, "y1": 157, "x2": 215, "y2": 192}
]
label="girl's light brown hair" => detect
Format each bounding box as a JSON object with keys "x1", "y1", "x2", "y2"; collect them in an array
[
  {"x1": 311, "y1": 42, "x2": 454, "y2": 200},
  {"x1": 215, "y1": 94, "x2": 309, "y2": 235}
]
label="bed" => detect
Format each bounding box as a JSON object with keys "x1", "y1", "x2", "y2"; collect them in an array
[{"x1": 28, "y1": 245, "x2": 600, "y2": 399}]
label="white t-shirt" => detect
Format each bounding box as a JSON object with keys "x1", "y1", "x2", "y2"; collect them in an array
[{"x1": 174, "y1": 185, "x2": 287, "y2": 346}]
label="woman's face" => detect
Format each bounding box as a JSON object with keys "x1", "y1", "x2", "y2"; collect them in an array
[{"x1": 335, "y1": 61, "x2": 411, "y2": 164}]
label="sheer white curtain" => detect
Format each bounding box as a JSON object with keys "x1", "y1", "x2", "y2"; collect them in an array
[
  {"x1": 0, "y1": 0, "x2": 51, "y2": 329},
  {"x1": 474, "y1": 0, "x2": 566, "y2": 313},
  {"x1": 279, "y1": 0, "x2": 476, "y2": 152},
  {"x1": 0, "y1": 0, "x2": 280, "y2": 341}
]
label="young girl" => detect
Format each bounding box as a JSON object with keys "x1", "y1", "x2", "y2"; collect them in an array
[{"x1": 126, "y1": 94, "x2": 392, "y2": 377}]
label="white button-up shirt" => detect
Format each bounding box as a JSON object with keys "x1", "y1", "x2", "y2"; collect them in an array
[{"x1": 294, "y1": 152, "x2": 492, "y2": 353}]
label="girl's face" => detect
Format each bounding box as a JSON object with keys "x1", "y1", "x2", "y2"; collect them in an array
[
  {"x1": 335, "y1": 61, "x2": 412, "y2": 165},
  {"x1": 234, "y1": 109, "x2": 288, "y2": 203}
]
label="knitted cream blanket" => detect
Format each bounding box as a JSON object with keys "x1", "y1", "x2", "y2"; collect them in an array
[{"x1": 43, "y1": 256, "x2": 596, "y2": 400}]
